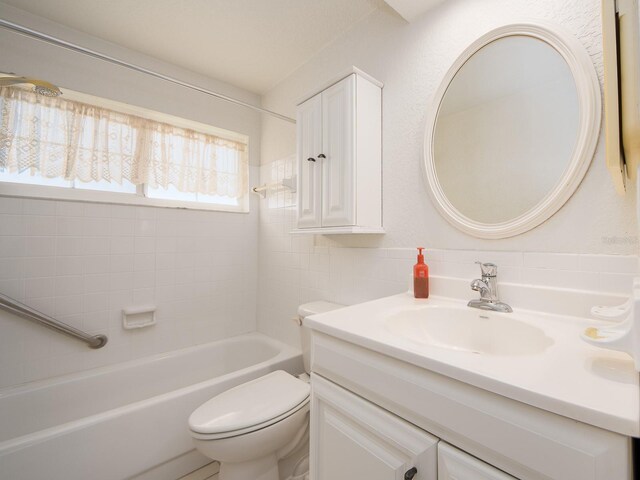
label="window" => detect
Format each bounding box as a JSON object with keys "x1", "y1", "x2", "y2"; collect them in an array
[{"x1": 0, "y1": 85, "x2": 249, "y2": 212}]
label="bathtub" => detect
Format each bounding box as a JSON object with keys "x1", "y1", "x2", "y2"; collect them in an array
[{"x1": 0, "y1": 332, "x2": 303, "y2": 480}]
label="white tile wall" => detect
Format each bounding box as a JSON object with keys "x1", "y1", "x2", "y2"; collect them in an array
[
  {"x1": 257, "y1": 158, "x2": 640, "y2": 348},
  {"x1": 2, "y1": 157, "x2": 638, "y2": 388},
  {"x1": 0, "y1": 195, "x2": 258, "y2": 389}
]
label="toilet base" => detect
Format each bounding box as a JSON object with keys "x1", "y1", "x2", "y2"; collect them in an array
[{"x1": 219, "y1": 454, "x2": 279, "y2": 480}]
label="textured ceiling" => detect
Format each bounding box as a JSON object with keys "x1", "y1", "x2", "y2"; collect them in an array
[{"x1": 1, "y1": 0, "x2": 384, "y2": 93}]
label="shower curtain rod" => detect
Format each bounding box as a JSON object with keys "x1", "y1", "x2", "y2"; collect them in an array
[{"x1": 0, "y1": 18, "x2": 296, "y2": 123}]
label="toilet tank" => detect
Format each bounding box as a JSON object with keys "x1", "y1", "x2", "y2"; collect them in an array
[{"x1": 297, "y1": 301, "x2": 344, "y2": 373}]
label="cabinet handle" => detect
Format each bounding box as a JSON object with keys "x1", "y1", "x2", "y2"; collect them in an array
[
  {"x1": 317, "y1": 153, "x2": 326, "y2": 159},
  {"x1": 404, "y1": 467, "x2": 418, "y2": 480},
  {"x1": 307, "y1": 157, "x2": 316, "y2": 162}
]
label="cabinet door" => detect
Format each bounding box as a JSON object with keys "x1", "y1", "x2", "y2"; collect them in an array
[
  {"x1": 438, "y1": 443, "x2": 517, "y2": 480},
  {"x1": 297, "y1": 93, "x2": 323, "y2": 228},
  {"x1": 310, "y1": 374, "x2": 437, "y2": 480},
  {"x1": 321, "y1": 75, "x2": 356, "y2": 227}
]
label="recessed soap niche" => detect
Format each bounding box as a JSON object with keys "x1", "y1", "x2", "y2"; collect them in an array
[{"x1": 122, "y1": 306, "x2": 157, "y2": 330}]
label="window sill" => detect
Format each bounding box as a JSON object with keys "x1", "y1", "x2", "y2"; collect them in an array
[{"x1": 0, "y1": 182, "x2": 249, "y2": 213}]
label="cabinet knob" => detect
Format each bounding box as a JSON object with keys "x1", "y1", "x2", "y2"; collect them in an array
[
  {"x1": 317, "y1": 153, "x2": 326, "y2": 159},
  {"x1": 307, "y1": 157, "x2": 316, "y2": 162},
  {"x1": 404, "y1": 467, "x2": 418, "y2": 480}
]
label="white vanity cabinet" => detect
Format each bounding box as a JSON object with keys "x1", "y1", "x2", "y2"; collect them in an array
[
  {"x1": 308, "y1": 332, "x2": 632, "y2": 480},
  {"x1": 294, "y1": 68, "x2": 383, "y2": 234}
]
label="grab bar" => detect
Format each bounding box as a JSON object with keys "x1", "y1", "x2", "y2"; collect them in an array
[{"x1": 0, "y1": 293, "x2": 108, "y2": 349}]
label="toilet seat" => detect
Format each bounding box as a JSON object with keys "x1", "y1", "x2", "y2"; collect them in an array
[
  {"x1": 189, "y1": 370, "x2": 310, "y2": 440},
  {"x1": 190, "y1": 397, "x2": 309, "y2": 440}
]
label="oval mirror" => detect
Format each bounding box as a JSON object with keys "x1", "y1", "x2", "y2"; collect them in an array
[{"x1": 423, "y1": 23, "x2": 600, "y2": 238}]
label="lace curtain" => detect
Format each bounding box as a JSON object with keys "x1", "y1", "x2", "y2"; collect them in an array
[{"x1": 0, "y1": 87, "x2": 248, "y2": 198}]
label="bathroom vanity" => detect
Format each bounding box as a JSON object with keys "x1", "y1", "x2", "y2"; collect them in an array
[{"x1": 305, "y1": 294, "x2": 637, "y2": 480}]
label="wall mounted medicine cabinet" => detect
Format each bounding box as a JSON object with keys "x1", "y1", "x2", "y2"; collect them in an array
[{"x1": 293, "y1": 67, "x2": 383, "y2": 235}]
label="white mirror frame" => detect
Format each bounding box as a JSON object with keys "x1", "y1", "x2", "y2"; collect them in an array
[{"x1": 423, "y1": 22, "x2": 601, "y2": 239}]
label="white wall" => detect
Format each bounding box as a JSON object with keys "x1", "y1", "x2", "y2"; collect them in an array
[
  {"x1": 257, "y1": 0, "x2": 639, "y2": 346},
  {"x1": 261, "y1": 0, "x2": 637, "y2": 253},
  {"x1": 0, "y1": 4, "x2": 261, "y2": 388},
  {"x1": 2, "y1": 0, "x2": 639, "y2": 383}
]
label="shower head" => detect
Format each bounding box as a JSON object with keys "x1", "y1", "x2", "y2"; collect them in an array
[{"x1": 0, "y1": 76, "x2": 61, "y2": 97}]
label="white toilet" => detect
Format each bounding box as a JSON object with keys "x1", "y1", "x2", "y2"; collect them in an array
[{"x1": 188, "y1": 301, "x2": 343, "y2": 480}]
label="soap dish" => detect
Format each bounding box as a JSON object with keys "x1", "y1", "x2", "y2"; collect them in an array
[
  {"x1": 590, "y1": 299, "x2": 632, "y2": 320},
  {"x1": 581, "y1": 279, "x2": 640, "y2": 371},
  {"x1": 122, "y1": 306, "x2": 156, "y2": 330}
]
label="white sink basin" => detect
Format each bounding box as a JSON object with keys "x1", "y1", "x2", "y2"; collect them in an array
[{"x1": 385, "y1": 305, "x2": 553, "y2": 355}]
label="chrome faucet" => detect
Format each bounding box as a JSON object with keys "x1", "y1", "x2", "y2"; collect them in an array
[{"x1": 468, "y1": 262, "x2": 512, "y2": 313}]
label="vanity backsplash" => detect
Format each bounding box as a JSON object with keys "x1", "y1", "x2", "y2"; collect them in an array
[{"x1": 259, "y1": 241, "x2": 637, "y2": 327}]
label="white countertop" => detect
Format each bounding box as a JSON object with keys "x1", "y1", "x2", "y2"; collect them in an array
[{"x1": 305, "y1": 293, "x2": 640, "y2": 437}]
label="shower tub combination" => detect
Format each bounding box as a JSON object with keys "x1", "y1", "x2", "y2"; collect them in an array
[{"x1": 0, "y1": 333, "x2": 303, "y2": 480}]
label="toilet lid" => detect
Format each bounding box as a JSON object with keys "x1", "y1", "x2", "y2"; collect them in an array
[{"x1": 188, "y1": 370, "x2": 310, "y2": 435}]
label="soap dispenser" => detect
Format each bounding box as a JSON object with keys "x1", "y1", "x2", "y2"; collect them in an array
[{"x1": 413, "y1": 247, "x2": 429, "y2": 299}]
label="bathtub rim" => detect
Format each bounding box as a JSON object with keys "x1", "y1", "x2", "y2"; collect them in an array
[{"x1": 0, "y1": 332, "x2": 299, "y2": 399}]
